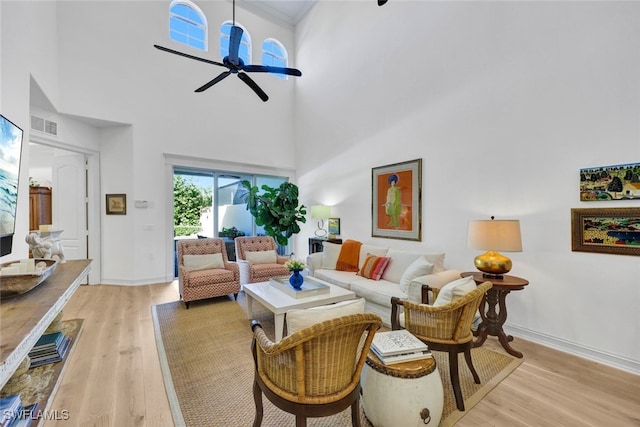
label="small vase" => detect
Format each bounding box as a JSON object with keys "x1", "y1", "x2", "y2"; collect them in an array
[{"x1": 289, "y1": 269, "x2": 304, "y2": 289}]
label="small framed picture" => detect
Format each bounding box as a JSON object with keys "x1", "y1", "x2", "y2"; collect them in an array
[
  {"x1": 328, "y1": 218, "x2": 341, "y2": 236},
  {"x1": 106, "y1": 194, "x2": 127, "y2": 215}
]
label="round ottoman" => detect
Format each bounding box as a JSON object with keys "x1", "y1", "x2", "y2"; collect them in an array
[{"x1": 361, "y1": 352, "x2": 444, "y2": 426}]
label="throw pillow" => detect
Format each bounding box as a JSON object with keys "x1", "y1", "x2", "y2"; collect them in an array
[
  {"x1": 321, "y1": 242, "x2": 342, "y2": 270},
  {"x1": 357, "y1": 254, "x2": 391, "y2": 281},
  {"x1": 433, "y1": 276, "x2": 477, "y2": 307},
  {"x1": 382, "y1": 249, "x2": 446, "y2": 281},
  {"x1": 183, "y1": 253, "x2": 224, "y2": 271},
  {"x1": 245, "y1": 250, "x2": 277, "y2": 265},
  {"x1": 286, "y1": 298, "x2": 366, "y2": 335},
  {"x1": 399, "y1": 256, "x2": 434, "y2": 292},
  {"x1": 336, "y1": 239, "x2": 362, "y2": 272},
  {"x1": 358, "y1": 244, "x2": 389, "y2": 270}
]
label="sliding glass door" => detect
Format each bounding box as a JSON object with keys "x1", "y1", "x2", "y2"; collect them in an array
[{"x1": 173, "y1": 168, "x2": 287, "y2": 277}]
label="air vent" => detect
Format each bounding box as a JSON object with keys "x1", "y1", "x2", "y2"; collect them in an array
[{"x1": 30, "y1": 115, "x2": 58, "y2": 136}]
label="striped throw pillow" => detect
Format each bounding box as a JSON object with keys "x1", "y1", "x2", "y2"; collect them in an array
[{"x1": 357, "y1": 254, "x2": 391, "y2": 281}]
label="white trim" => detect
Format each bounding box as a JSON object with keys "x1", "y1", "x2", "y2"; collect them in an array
[
  {"x1": 505, "y1": 324, "x2": 640, "y2": 375},
  {"x1": 29, "y1": 135, "x2": 102, "y2": 285}
]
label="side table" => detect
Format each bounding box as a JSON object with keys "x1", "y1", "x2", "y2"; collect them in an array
[
  {"x1": 461, "y1": 272, "x2": 529, "y2": 358},
  {"x1": 308, "y1": 237, "x2": 342, "y2": 254},
  {"x1": 361, "y1": 352, "x2": 443, "y2": 426}
]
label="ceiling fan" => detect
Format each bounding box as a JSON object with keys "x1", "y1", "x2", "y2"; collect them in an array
[{"x1": 153, "y1": 0, "x2": 302, "y2": 102}]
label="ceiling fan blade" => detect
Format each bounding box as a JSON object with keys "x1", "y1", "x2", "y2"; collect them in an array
[
  {"x1": 237, "y1": 73, "x2": 269, "y2": 102},
  {"x1": 228, "y1": 26, "x2": 243, "y2": 66},
  {"x1": 243, "y1": 65, "x2": 302, "y2": 77},
  {"x1": 195, "y1": 71, "x2": 232, "y2": 92},
  {"x1": 154, "y1": 45, "x2": 226, "y2": 68}
]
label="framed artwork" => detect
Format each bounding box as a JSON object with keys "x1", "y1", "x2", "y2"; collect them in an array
[
  {"x1": 571, "y1": 208, "x2": 640, "y2": 256},
  {"x1": 372, "y1": 158, "x2": 422, "y2": 241},
  {"x1": 580, "y1": 162, "x2": 640, "y2": 201},
  {"x1": 328, "y1": 218, "x2": 340, "y2": 236},
  {"x1": 106, "y1": 194, "x2": 127, "y2": 215}
]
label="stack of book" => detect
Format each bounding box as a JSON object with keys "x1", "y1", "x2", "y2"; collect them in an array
[
  {"x1": 28, "y1": 331, "x2": 71, "y2": 368},
  {"x1": 0, "y1": 395, "x2": 39, "y2": 427},
  {"x1": 371, "y1": 329, "x2": 432, "y2": 365}
]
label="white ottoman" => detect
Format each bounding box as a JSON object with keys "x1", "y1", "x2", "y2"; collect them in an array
[{"x1": 361, "y1": 352, "x2": 444, "y2": 426}]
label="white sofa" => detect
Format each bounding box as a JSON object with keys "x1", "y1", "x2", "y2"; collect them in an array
[{"x1": 306, "y1": 242, "x2": 463, "y2": 326}]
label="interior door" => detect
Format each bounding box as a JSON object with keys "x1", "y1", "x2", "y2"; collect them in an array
[{"x1": 52, "y1": 152, "x2": 88, "y2": 261}]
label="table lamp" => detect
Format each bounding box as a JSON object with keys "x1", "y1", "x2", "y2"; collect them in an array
[
  {"x1": 467, "y1": 216, "x2": 522, "y2": 278},
  {"x1": 310, "y1": 205, "x2": 331, "y2": 237}
]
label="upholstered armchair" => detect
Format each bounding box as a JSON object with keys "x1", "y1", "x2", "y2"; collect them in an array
[
  {"x1": 234, "y1": 236, "x2": 289, "y2": 285},
  {"x1": 251, "y1": 313, "x2": 382, "y2": 427},
  {"x1": 177, "y1": 238, "x2": 240, "y2": 308},
  {"x1": 391, "y1": 280, "x2": 492, "y2": 411}
]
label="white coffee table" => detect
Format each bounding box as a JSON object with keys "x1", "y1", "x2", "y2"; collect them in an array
[{"x1": 243, "y1": 278, "x2": 356, "y2": 341}]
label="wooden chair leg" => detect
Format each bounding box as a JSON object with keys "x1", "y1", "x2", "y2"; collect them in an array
[
  {"x1": 448, "y1": 351, "x2": 465, "y2": 411},
  {"x1": 464, "y1": 346, "x2": 481, "y2": 384},
  {"x1": 184, "y1": 301, "x2": 190, "y2": 309},
  {"x1": 252, "y1": 379, "x2": 264, "y2": 427},
  {"x1": 351, "y1": 398, "x2": 361, "y2": 427},
  {"x1": 295, "y1": 416, "x2": 307, "y2": 427},
  {"x1": 233, "y1": 292, "x2": 238, "y2": 300}
]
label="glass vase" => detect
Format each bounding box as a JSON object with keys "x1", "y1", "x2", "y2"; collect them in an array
[{"x1": 289, "y1": 269, "x2": 304, "y2": 289}]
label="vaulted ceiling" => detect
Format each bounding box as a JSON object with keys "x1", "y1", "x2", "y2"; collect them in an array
[{"x1": 237, "y1": 0, "x2": 316, "y2": 25}]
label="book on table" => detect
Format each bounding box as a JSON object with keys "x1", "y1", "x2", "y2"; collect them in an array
[
  {"x1": 373, "y1": 349, "x2": 432, "y2": 365},
  {"x1": 371, "y1": 329, "x2": 431, "y2": 365}
]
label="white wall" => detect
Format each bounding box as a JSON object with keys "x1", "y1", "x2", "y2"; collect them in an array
[
  {"x1": 294, "y1": 1, "x2": 640, "y2": 373},
  {"x1": 1, "y1": 0, "x2": 638, "y2": 373},
  {"x1": 1, "y1": 1, "x2": 299, "y2": 284}
]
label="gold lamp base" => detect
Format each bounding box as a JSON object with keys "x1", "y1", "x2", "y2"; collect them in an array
[{"x1": 474, "y1": 251, "x2": 512, "y2": 278}]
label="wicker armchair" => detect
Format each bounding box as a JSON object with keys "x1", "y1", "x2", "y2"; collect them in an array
[
  {"x1": 251, "y1": 313, "x2": 382, "y2": 427},
  {"x1": 390, "y1": 281, "x2": 492, "y2": 411},
  {"x1": 177, "y1": 238, "x2": 240, "y2": 308},
  {"x1": 235, "y1": 236, "x2": 289, "y2": 285}
]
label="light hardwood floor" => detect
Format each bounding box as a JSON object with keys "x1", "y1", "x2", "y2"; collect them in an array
[{"x1": 46, "y1": 283, "x2": 640, "y2": 426}]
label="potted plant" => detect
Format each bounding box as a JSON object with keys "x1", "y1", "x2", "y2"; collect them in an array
[{"x1": 241, "y1": 180, "x2": 307, "y2": 247}]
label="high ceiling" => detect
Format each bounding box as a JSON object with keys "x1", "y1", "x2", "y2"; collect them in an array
[{"x1": 237, "y1": 0, "x2": 316, "y2": 26}]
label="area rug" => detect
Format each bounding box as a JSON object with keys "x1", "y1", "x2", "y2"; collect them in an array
[{"x1": 152, "y1": 295, "x2": 522, "y2": 426}]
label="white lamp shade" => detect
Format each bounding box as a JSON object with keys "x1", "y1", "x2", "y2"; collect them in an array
[
  {"x1": 467, "y1": 219, "x2": 522, "y2": 252},
  {"x1": 310, "y1": 205, "x2": 331, "y2": 219}
]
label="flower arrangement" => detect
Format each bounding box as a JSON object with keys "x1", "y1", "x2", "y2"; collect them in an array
[{"x1": 284, "y1": 259, "x2": 306, "y2": 271}]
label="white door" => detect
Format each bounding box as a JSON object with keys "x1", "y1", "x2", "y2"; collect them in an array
[{"x1": 52, "y1": 153, "x2": 87, "y2": 261}]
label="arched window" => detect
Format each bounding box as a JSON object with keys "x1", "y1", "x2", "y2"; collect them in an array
[
  {"x1": 169, "y1": 1, "x2": 207, "y2": 50},
  {"x1": 262, "y1": 39, "x2": 288, "y2": 80},
  {"x1": 220, "y1": 22, "x2": 251, "y2": 63}
]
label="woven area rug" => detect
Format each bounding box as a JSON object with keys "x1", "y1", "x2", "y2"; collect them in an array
[{"x1": 152, "y1": 294, "x2": 522, "y2": 426}]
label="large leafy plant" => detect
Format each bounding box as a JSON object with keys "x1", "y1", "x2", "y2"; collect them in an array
[{"x1": 241, "y1": 180, "x2": 307, "y2": 247}]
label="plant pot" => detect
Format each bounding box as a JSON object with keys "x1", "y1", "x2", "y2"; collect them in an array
[{"x1": 289, "y1": 270, "x2": 304, "y2": 289}]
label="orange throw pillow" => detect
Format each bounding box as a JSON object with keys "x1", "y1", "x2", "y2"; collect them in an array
[{"x1": 336, "y1": 239, "x2": 362, "y2": 272}]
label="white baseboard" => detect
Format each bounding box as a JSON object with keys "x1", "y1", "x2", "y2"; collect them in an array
[
  {"x1": 98, "y1": 277, "x2": 169, "y2": 286},
  {"x1": 505, "y1": 324, "x2": 640, "y2": 376}
]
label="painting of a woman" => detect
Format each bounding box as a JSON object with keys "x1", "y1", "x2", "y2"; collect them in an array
[{"x1": 385, "y1": 174, "x2": 402, "y2": 228}]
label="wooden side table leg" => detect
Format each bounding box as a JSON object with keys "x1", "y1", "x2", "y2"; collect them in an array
[
  {"x1": 473, "y1": 290, "x2": 498, "y2": 348},
  {"x1": 496, "y1": 291, "x2": 523, "y2": 358}
]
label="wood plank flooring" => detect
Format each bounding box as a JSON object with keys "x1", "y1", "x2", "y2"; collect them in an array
[{"x1": 43, "y1": 283, "x2": 639, "y2": 426}]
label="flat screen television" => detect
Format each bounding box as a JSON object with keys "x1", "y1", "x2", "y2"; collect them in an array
[{"x1": 0, "y1": 113, "x2": 24, "y2": 257}]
